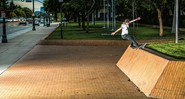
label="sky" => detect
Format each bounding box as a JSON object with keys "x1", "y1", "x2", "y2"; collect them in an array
[{"x1": 10, "y1": 0, "x2": 44, "y2": 11}]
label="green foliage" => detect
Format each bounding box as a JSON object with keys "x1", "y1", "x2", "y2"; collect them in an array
[
  {"x1": 22, "y1": 7, "x2": 32, "y2": 18},
  {"x1": 0, "y1": 1, "x2": 32, "y2": 18},
  {"x1": 43, "y1": 0, "x2": 60, "y2": 14},
  {"x1": 9, "y1": 11, "x2": 17, "y2": 17},
  {"x1": 14, "y1": 8, "x2": 26, "y2": 18}
]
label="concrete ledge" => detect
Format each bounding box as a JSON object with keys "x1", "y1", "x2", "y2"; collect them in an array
[
  {"x1": 38, "y1": 39, "x2": 174, "y2": 46},
  {"x1": 38, "y1": 40, "x2": 130, "y2": 46},
  {"x1": 116, "y1": 47, "x2": 185, "y2": 99}
]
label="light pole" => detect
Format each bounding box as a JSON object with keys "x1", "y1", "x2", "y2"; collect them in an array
[
  {"x1": 59, "y1": 0, "x2": 63, "y2": 39},
  {"x1": 175, "y1": 0, "x2": 179, "y2": 43},
  {"x1": 103, "y1": 0, "x2": 106, "y2": 28},
  {"x1": 106, "y1": 0, "x2": 110, "y2": 33},
  {"x1": 2, "y1": 0, "x2": 8, "y2": 43},
  {"x1": 32, "y1": 0, "x2": 36, "y2": 31},
  {"x1": 111, "y1": 0, "x2": 116, "y2": 31},
  {"x1": 132, "y1": 0, "x2": 135, "y2": 28}
]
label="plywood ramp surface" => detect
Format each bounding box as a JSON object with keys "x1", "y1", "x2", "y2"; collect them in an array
[
  {"x1": 151, "y1": 61, "x2": 185, "y2": 99},
  {"x1": 117, "y1": 47, "x2": 185, "y2": 99}
]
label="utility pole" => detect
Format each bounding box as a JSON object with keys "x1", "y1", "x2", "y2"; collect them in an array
[
  {"x1": 172, "y1": 1, "x2": 176, "y2": 34},
  {"x1": 32, "y1": 0, "x2": 36, "y2": 31},
  {"x1": 106, "y1": 0, "x2": 110, "y2": 33},
  {"x1": 175, "y1": 0, "x2": 179, "y2": 43},
  {"x1": 59, "y1": 0, "x2": 63, "y2": 39},
  {"x1": 111, "y1": 0, "x2": 116, "y2": 31},
  {"x1": 113, "y1": 0, "x2": 116, "y2": 30},
  {"x1": 132, "y1": 0, "x2": 135, "y2": 28},
  {"x1": 103, "y1": 0, "x2": 106, "y2": 28},
  {"x1": 2, "y1": 0, "x2": 8, "y2": 43}
]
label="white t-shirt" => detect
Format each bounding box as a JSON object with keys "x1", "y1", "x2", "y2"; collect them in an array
[{"x1": 121, "y1": 24, "x2": 129, "y2": 35}]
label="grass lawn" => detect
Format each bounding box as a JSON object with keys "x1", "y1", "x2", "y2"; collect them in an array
[
  {"x1": 47, "y1": 21, "x2": 185, "y2": 59},
  {"x1": 146, "y1": 40, "x2": 185, "y2": 59},
  {"x1": 47, "y1": 22, "x2": 122, "y2": 40},
  {"x1": 47, "y1": 22, "x2": 185, "y2": 40}
]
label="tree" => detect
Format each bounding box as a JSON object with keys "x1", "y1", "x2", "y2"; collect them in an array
[
  {"x1": 116, "y1": 0, "x2": 135, "y2": 20},
  {"x1": 22, "y1": 7, "x2": 32, "y2": 18},
  {"x1": 43, "y1": 0, "x2": 101, "y2": 32},
  {"x1": 9, "y1": 11, "x2": 17, "y2": 17},
  {"x1": 9, "y1": 1, "x2": 16, "y2": 11},
  {"x1": 139, "y1": 0, "x2": 168, "y2": 37},
  {"x1": 0, "y1": 0, "x2": 9, "y2": 17},
  {"x1": 43, "y1": 0, "x2": 60, "y2": 21},
  {"x1": 14, "y1": 7, "x2": 26, "y2": 18},
  {"x1": 68, "y1": 0, "x2": 97, "y2": 31}
]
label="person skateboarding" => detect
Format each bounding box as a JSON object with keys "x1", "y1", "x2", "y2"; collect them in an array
[{"x1": 111, "y1": 17, "x2": 145, "y2": 49}]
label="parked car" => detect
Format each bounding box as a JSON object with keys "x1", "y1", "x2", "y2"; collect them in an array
[
  {"x1": 40, "y1": 18, "x2": 44, "y2": 24},
  {"x1": 34, "y1": 20, "x2": 40, "y2": 26},
  {"x1": 26, "y1": 18, "x2": 33, "y2": 23},
  {"x1": 6, "y1": 18, "x2": 13, "y2": 22},
  {"x1": 12, "y1": 18, "x2": 19, "y2": 22},
  {"x1": 19, "y1": 18, "x2": 28, "y2": 25},
  {"x1": 61, "y1": 18, "x2": 68, "y2": 23}
]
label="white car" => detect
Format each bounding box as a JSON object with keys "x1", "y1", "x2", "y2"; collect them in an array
[
  {"x1": 6, "y1": 18, "x2": 12, "y2": 22},
  {"x1": 12, "y1": 18, "x2": 19, "y2": 22},
  {"x1": 34, "y1": 20, "x2": 40, "y2": 26},
  {"x1": 19, "y1": 19, "x2": 28, "y2": 25}
]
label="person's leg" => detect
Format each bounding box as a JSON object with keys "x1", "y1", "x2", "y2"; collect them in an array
[{"x1": 123, "y1": 34, "x2": 139, "y2": 47}]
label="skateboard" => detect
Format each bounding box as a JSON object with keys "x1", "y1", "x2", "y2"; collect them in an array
[
  {"x1": 138, "y1": 43, "x2": 147, "y2": 49},
  {"x1": 130, "y1": 43, "x2": 147, "y2": 49}
]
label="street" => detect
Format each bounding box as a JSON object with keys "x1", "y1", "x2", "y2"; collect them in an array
[
  {"x1": 0, "y1": 22, "x2": 32, "y2": 37},
  {"x1": 0, "y1": 22, "x2": 37, "y2": 40}
]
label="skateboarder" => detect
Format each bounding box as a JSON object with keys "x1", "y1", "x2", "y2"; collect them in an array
[{"x1": 111, "y1": 17, "x2": 145, "y2": 49}]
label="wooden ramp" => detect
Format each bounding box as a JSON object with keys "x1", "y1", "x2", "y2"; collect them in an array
[{"x1": 116, "y1": 47, "x2": 185, "y2": 99}]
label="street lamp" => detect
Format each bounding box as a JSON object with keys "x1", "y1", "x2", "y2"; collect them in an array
[
  {"x1": 106, "y1": 0, "x2": 110, "y2": 33},
  {"x1": 175, "y1": 0, "x2": 179, "y2": 43},
  {"x1": 59, "y1": 0, "x2": 63, "y2": 39},
  {"x1": 2, "y1": 0, "x2": 8, "y2": 43},
  {"x1": 132, "y1": 0, "x2": 135, "y2": 28},
  {"x1": 103, "y1": 0, "x2": 106, "y2": 28},
  {"x1": 111, "y1": 0, "x2": 116, "y2": 31},
  {"x1": 32, "y1": 0, "x2": 36, "y2": 31}
]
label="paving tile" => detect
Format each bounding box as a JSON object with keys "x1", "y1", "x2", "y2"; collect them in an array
[{"x1": 0, "y1": 45, "x2": 151, "y2": 99}]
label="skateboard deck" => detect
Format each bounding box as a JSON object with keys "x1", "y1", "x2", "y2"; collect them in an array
[
  {"x1": 138, "y1": 43, "x2": 147, "y2": 49},
  {"x1": 130, "y1": 43, "x2": 147, "y2": 49}
]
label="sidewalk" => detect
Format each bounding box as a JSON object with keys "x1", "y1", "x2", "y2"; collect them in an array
[
  {"x1": 0, "y1": 23, "x2": 59, "y2": 74},
  {"x1": 0, "y1": 23, "x2": 152, "y2": 98}
]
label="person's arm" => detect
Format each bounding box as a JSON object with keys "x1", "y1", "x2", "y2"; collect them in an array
[
  {"x1": 111, "y1": 26, "x2": 122, "y2": 35},
  {"x1": 129, "y1": 17, "x2": 141, "y2": 24}
]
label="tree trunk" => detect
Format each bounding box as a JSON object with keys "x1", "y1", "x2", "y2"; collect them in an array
[
  {"x1": 82, "y1": 12, "x2": 85, "y2": 31},
  {"x1": 157, "y1": 8, "x2": 163, "y2": 37},
  {"x1": 78, "y1": 13, "x2": 81, "y2": 27},
  {"x1": 86, "y1": 14, "x2": 89, "y2": 33},
  {"x1": 55, "y1": 13, "x2": 58, "y2": 22}
]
